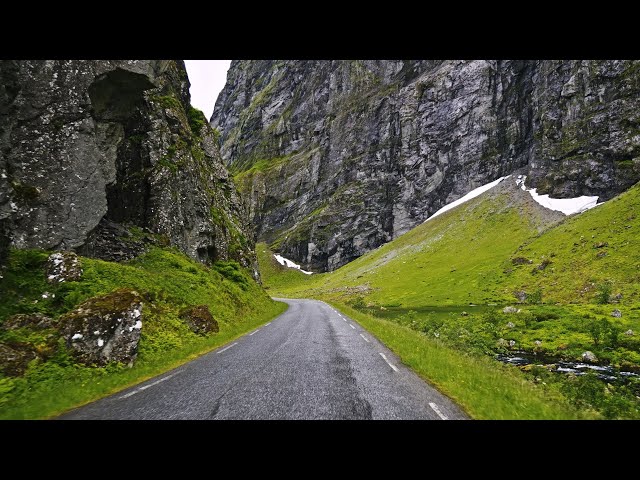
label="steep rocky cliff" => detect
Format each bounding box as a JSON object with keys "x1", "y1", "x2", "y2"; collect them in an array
[
  {"x1": 0, "y1": 60, "x2": 257, "y2": 277},
  {"x1": 211, "y1": 60, "x2": 640, "y2": 272}
]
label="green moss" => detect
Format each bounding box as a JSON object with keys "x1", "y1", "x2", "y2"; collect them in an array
[
  {"x1": 187, "y1": 106, "x2": 207, "y2": 136},
  {"x1": 154, "y1": 95, "x2": 182, "y2": 111},
  {"x1": 11, "y1": 181, "x2": 40, "y2": 203},
  {"x1": 127, "y1": 134, "x2": 145, "y2": 145}
]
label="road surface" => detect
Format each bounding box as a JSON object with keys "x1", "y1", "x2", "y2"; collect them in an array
[{"x1": 60, "y1": 298, "x2": 468, "y2": 420}]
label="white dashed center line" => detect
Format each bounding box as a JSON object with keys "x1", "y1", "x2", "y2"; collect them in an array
[
  {"x1": 379, "y1": 352, "x2": 399, "y2": 372},
  {"x1": 359, "y1": 333, "x2": 370, "y2": 343},
  {"x1": 349, "y1": 324, "x2": 356, "y2": 330},
  {"x1": 343, "y1": 318, "x2": 347, "y2": 322},
  {"x1": 429, "y1": 402, "x2": 449, "y2": 420},
  {"x1": 217, "y1": 342, "x2": 238, "y2": 354},
  {"x1": 249, "y1": 329, "x2": 260, "y2": 336},
  {"x1": 119, "y1": 372, "x2": 179, "y2": 399}
]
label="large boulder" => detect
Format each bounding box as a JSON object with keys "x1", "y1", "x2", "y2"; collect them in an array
[
  {"x1": 59, "y1": 289, "x2": 143, "y2": 366},
  {"x1": 46, "y1": 251, "x2": 83, "y2": 284},
  {"x1": 179, "y1": 305, "x2": 219, "y2": 336}
]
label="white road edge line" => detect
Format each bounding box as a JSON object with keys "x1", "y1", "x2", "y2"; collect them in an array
[
  {"x1": 265, "y1": 322, "x2": 272, "y2": 326},
  {"x1": 379, "y1": 352, "x2": 399, "y2": 372},
  {"x1": 119, "y1": 372, "x2": 179, "y2": 399},
  {"x1": 429, "y1": 402, "x2": 449, "y2": 420},
  {"x1": 249, "y1": 329, "x2": 260, "y2": 336},
  {"x1": 349, "y1": 324, "x2": 356, "y2": 330},
  {"x1": 360, "y1": 333, "x2": 370, "y2": 343},
  {"x1": 217, "y1": 342, "x2": 239, "y2": 354}
]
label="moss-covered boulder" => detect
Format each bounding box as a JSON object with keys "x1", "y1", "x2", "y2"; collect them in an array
[
  {"x1": 0, "y1": 342, "x2": 39, "y2": 376},
  {"x1": 45, "y1": 251, "x2": 83, "y2": 284},
  {"x1": 179, "y1": 305, "x2": 218, "y2": 336},
  {"x1": 2, "y1": 313, "x2": 53, "y2": 331},
  {"x1": 59, "y1": 288, "x2": 143, "y2": 366}
]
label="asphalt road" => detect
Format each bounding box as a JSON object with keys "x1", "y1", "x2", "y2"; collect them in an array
[{"x1": 60, "y1": 298, "x2": 468, "y2": 420}]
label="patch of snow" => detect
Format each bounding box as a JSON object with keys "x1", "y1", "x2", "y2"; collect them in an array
[
  {"x1": 71, "y1": 333, "x2": 83, "y2": 341},
  {"x1": 97, "y1": 338, "x2": 104, "y2": 347},
  {"x1": 274, "y1": 254, "x2": 313, "y2": 275},
  {"x1": 94, "y1": 330, "x2": 101, "y2": 335},
  {"x1": 424, "y1": 176, "x2": 508, "y2": 223},
  {"x1": 41, "y1": 292, "x2": 49, "y2": 299},
  {"x1": 516, "y1": 175, "x2": 600, "y2": 215}
]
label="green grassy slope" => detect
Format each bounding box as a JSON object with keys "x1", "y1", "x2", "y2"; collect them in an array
[
  {"x1": 0, "y1": 247, "x2": 287, "y2": 419},
  {"x1": 259, "y1": 179, "x2": 640, "y2": 419},
  {"x1": 499, "y1": 183, "x2": 640, "y2": 305}
]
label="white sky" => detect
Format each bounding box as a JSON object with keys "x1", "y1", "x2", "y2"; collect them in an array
[{"x1": 184, "y1": 60, "x2": 231, "y2": 120}]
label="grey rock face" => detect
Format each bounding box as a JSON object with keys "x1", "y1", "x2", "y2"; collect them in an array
[
  {"x1": 212, "y1": 60, "x2": 640, "y2": 272},
  {"x1": 582, "y1": 350, "x2": 598, "y2": 363},
  {"x1": 0, "y1": 60, "x2": 257, "y2": 278},
  {"x1": 59, "y1": 289, "x2": 143, "y2": 366}
]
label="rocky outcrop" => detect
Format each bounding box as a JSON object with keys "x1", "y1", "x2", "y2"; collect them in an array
[
  {"x1": 0, "y1": 60, "x2": 257, "y2": 278},
  {"x1": 212, "y1": 60, "x2": 640, "y2": 272},
  {"x1": 59, "y1": 288, "x2": 143, "y2": 366},
  {"x1": 179, "y1": 305, "x2": 219, "y2": 335}
]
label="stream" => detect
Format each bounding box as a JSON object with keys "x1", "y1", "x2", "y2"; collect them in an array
[{"x1": 496, "y1": 351, "x2": 640, "y2": 383}]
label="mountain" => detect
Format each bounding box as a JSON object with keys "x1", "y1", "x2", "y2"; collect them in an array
[
  {"x1": 0, "y1": 60, "x2": 257, "y2": 277},
  {"x1": 212, "y1": 60, "x2": 640, "y2": 272}
]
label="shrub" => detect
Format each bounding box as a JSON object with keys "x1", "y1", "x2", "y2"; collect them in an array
[
  {"x1": 595, "y1": 281, "x2": 612, "y2": 304},
  {"x1": 527, "y1": 289, "x2": 543, "y2": 304}
]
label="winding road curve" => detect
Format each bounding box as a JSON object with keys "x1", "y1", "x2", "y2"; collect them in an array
[{"x1": 60, "y1": 298, "x2": 468, "y2": 420}]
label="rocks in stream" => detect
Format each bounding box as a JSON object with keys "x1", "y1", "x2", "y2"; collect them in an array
[
  {"x1": 59, "y1": 289, "x2": 143, "y2": 367},
  {"x1": 582, "y1": 351, "x2": 598, "y2": 363}
]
